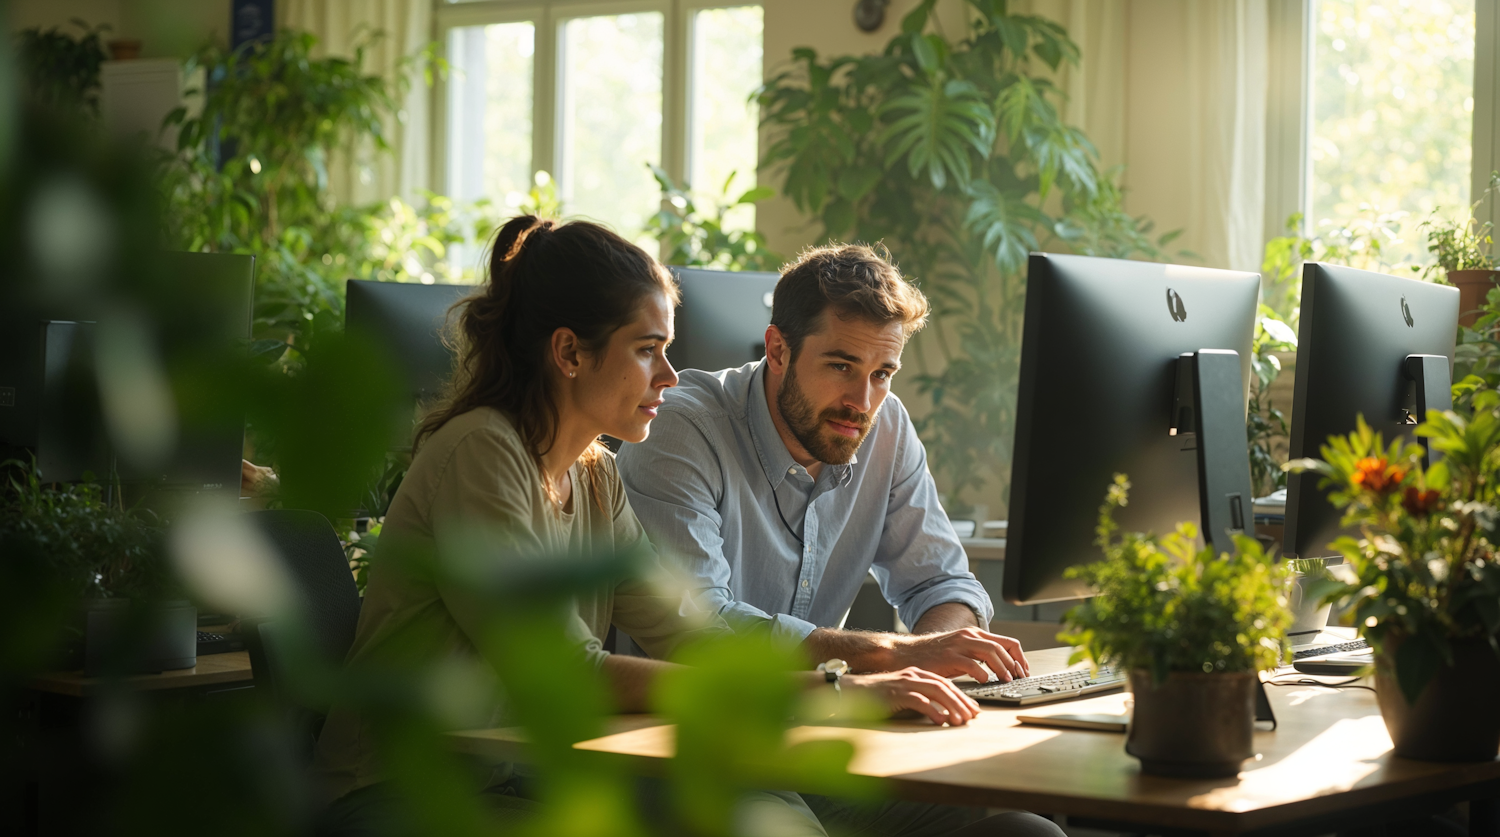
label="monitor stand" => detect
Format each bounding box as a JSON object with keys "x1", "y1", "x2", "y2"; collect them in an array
[
  {"x1": 1170, "y1": 349, "x2": 1256, "y2": 559},
  {"x1": 1403, "y1": 353, "x2": 1452, "y2": 466}
]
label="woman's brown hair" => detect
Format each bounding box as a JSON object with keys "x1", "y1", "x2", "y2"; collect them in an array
[{"x1": 415, "y1": 215, "x2": 678, "y2": 506}]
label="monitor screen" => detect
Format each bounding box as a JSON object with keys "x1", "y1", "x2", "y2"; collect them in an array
[
  {"x1": 345, "y1": 280, "x2": 473, "y2": 409},
  {"x1": 667, "y1": 267, "x2": 779, "y2": 373},
  {"x1": 1003, "y1": 254, "x2": 1260, "y2": 605},
  {"x1": 1283, "y1": 263, "x2": 1459, "y2": 560},
  {"x1": 151, "y1": 251, "x2": 255, "y2": 492},
  {"x1": 0, "y1": 252, "x2": 254, "y2": 492}
]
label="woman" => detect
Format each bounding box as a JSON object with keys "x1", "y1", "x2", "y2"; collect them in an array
[{"x1": 314, "y1": 216, "x2": 997, "y2": 835}]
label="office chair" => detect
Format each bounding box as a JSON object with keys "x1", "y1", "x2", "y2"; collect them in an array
[{"x1": 242, "y1": 509, "x2": 362, "y2": 757}]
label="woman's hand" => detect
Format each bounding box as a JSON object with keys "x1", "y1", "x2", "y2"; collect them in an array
[{"x1": 842, "y1": 667, "x2": 982, "y2": 726}]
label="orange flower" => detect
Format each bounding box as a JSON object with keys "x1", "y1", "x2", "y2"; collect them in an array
[
  {"x1": 1351, "y1": 457, "x2": 1406, "y2": 493},
  {"x1": 1402, "y1": 487, "x2": 1442, "y2": 517}
]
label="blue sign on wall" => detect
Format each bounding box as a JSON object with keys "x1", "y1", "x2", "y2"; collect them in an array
[{"x1": 232, "y1": 0, "x2": 275, "y2": 49}]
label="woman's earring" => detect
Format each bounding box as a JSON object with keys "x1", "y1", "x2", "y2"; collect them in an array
[{"x1": 569, "y1": 371, "x2": 576, "y2": 378}]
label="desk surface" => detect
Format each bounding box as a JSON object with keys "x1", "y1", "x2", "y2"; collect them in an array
[
  {"x1": 29, "y1": 651, "x2": 254, "y2": 698},
  {"x1": 449, "y1": 644, "x2": 1500, "y2": 834}
]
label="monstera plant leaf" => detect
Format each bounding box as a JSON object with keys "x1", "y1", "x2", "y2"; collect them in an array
[
  {"x1": 878, "y1": 76, "x2": 994, "y2": 191},
  {"x1": 962, "y1": 180, "x2": 1043, "y2": 273}
]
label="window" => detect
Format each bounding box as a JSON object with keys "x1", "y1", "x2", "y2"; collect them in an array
[
  {"x1": 445, "y1": 21, "x2": 535, "y2": 205},
  {"x1": 559, "y1": 12, "x2": 664, "y2": 238},
  {"x1": 1308, "y1": 0, "x2": 1475, "y2": 265},
  {"x1": 690, "y1": 5, "x2": 763, "y2": 232},
  {"x1": 439, "y1": 1, "x2": 764, "y2": 247}
]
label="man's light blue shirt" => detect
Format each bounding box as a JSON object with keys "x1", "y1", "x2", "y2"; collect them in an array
[{"x1": 616, "y1": 361, "x2": 992, "y2": 645}]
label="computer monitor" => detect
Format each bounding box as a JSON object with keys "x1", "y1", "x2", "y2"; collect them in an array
[
  {"x1": 667, "y1": 267, "x2": 779, "y2": 373},
  {"x1": 1283, "y1": 263, "x2": 1459, "y2": 560},
  {"x1": 345, "y1": 279, "x2": 472, "y2": 412},
  {"x1": 0, "y1": 252, "x2": 253, "y2": 492},
  {"x1": 34, "y1": 321, "x2": 110, "y2": 482},
  {"x1": 143, "y1": 251, "x2": 255, "y2": 492},
  {"x1": 1003, "y1": 254, "x2": 1261, "y2": 605}
]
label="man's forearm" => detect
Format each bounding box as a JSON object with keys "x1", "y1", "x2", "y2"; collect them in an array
[
  {"x1": 801, "y1": 627, "x2": 901, "y2": 673},
  {"x1": 601, "y1": 654, "x2": 679, "y2": 712},
  {"x1": 911, "y1": 602, "x2": 983, "y2": 634}
]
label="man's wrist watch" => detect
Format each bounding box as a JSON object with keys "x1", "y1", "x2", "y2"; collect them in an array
[{"x1": 817, "y1": 658, "x2": 850, "y2": 695}]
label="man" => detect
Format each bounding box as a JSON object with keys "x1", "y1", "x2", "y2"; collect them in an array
[{"x1": 617, "y1": 243, "x2": 1031, "y2": 688}]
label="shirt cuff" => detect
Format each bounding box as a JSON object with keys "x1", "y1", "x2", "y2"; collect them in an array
[
  {"x1": 768, "y1": 612, "x2": 819, "y2": 646},
  {"x1": 716, "y1": 599, "x2": 819, "y2": 646},
  {"x1": 899, "y1": 580, "x2": 995, "y2": 631}
]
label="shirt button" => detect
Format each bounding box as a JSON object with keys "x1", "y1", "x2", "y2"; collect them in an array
[
  {"x1": 801, "y1": 579, "x2": 809, "y2": 588},
  {"x1": 788, "y1": 466, "x2": 797, "y2": 475}
]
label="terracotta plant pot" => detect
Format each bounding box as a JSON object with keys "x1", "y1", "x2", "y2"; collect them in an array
[
  {"x1": 1446, "y1": 269, "x2": 1500, "y2": 328},
  {"x1": 107, "y1": 39, "x2": 143, "y2": 61},
  {"x1": 1125, "y1": 670, "x2": 1256, "y2": 777},
  {"x1": 1375, "y1": 638, "x2": 1500, "y2": 762}
]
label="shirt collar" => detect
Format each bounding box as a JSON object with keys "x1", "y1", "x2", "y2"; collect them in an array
[{"x1": 746, "y1": 361, "x2": 857, "y2": 489}]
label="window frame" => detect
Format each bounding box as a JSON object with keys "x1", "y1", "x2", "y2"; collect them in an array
[
  {"x1": 1474, "y1": 0, "x2": 1498, "y2": 233},
  {"x1": 432, "y1": 0, "x2": 759, "y2": 214}
]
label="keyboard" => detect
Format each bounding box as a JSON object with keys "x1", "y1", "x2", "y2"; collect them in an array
[
  {"x1": 196, "y1": 631, "x2": 245, "y2": 656},
  {"x1": 1291, "y1": 638, "x2": 1369, "y2": 660},
  {"x1": 959, "y1": 666, "x2": 1127, "y2": 706}
]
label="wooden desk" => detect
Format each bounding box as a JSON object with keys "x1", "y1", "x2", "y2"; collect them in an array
[
  {"x1": 29, "y1": 651, "x2": 254, "y2": 698},
  {"x1": 449, "y1": 647, "x2": 1500, "y2": 835}
]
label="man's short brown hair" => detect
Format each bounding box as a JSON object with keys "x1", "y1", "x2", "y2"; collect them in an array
[{"x1": 770, "y1": 243, "x2": 930, "y2": 357}]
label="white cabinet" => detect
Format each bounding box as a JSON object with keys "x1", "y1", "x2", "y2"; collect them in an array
[{"x1": 99, "y1": 59, "x2": 191, "y2": 149}]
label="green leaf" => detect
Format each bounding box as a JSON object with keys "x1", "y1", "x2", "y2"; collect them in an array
[
  {"x1": 836, "y1": 167, "x2": 883, "y2": 201},
  {"x1": 912, "y1": 35, "x2": 940, "y2": 75},
  {"x1": 877, "y1": 76, "x2": 993, "y2": 190},
  {"x1": 734, "y1": 186, "x2": 775, "y2": 205},
  {"x1": 901, "y1": 0, "x2": 937, "y2": 34},
  {"x1": 822, "y1": 198, "x2": 856, "y2": 238}
]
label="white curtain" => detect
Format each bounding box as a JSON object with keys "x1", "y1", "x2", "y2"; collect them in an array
[
  {"x1": 1022, "y1": 0, "x2": 1271, "y2": 274},
  {"x1": 281, "y1": 0, "x2": 432, "y2": 205}
]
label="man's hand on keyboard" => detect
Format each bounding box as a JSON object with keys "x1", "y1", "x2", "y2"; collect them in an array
[
  {"x1": 885, "y1": 627, "x2": 1030, "y2": 684},
  {"x1": 844, "y1": 667, "x2": 983, "y2": 726}
]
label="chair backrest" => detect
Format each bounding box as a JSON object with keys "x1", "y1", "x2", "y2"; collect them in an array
[
  {"x1": 247, "y1": 509, "x2": 361, "y2": 665},
  {"x1": 242, "y1": 509, "x2": 361, "y2": 752}
]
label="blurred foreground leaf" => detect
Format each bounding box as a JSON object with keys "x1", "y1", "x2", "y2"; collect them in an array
[{"x1": 656, "y1": 633, "x2": 881, "y2": 835}]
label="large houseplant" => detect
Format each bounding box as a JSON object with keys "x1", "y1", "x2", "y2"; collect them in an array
[
  {"x1": 1060, "y1": 475, "x2": 1291, "y2": 777},
  {"x1": 1286, "y1": 414, "x2": 1500, "y2": 762},
  {"x1": 159, "y1": 30, "x2": 484, "y2": 347},
  {"x1": 756, "y1": 0, "x2": 1174, "y2": 511},
  {"x1": 16, "y1": 19, "x2": 108, "y2": 115}
]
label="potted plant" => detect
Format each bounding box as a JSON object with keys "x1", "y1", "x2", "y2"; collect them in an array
[
  {"x1": 1418, "y1": 173, "x2": 1499, "y2": 327},
  {"x1": 0, "y1": 460, "x2": 189, "y2": 674},
  {"x1": 1060, "y1": 475, "x2": 1291, "y2": 778},
  {"x1": 1286, "y1": 413, "x2": 1500, "y2": 762},
  {"x1": 1286, "y1": 558, "x2": 1333, "y2": 636}
]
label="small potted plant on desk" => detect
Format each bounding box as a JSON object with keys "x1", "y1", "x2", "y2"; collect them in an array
[
  {"x1": 0, "y1": 460, "x2": 190, "y2": 675},
  {"x1": 1285, "y1": 413, "x2": 1500, "y2": 762},
  {"x1": 1418, "y1": 172, "x2": 1499, "y2": 328},
  {"x1": 1060, "y1": 475, "x2": 1292, "y2": 778}
]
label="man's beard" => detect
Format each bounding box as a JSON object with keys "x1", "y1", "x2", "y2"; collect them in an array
[{"x1": 776, "y1": 361, "x2": 874, "y2": 465}]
